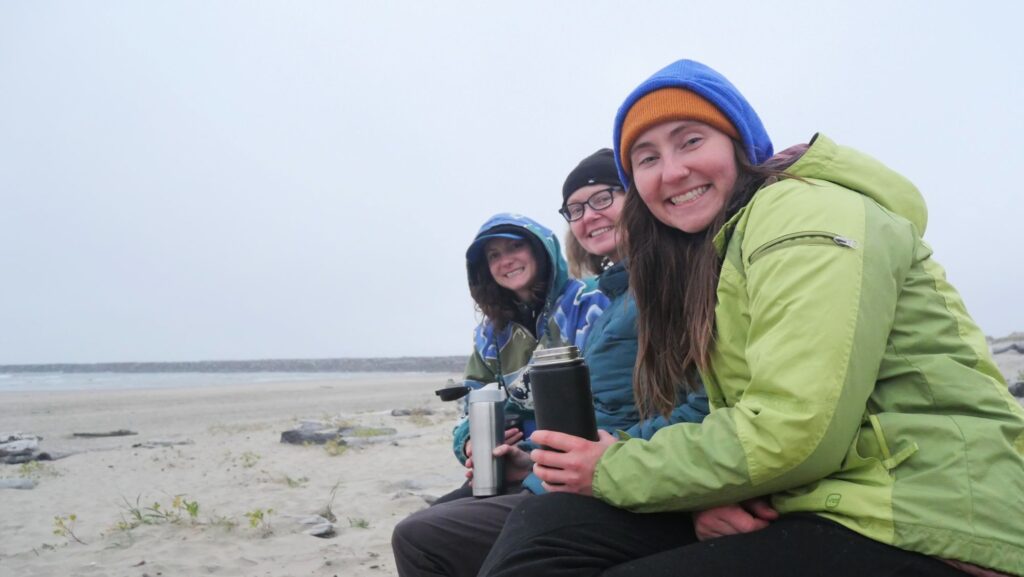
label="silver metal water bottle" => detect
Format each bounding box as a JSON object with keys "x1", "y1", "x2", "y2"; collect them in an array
[{"x1": 468, "y1": 388, "x2": 506, "y2": 497}]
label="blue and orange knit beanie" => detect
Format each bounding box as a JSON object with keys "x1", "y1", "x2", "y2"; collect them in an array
[{"x1": 613, "y1": 59, "x2": 774, "y2": 186}]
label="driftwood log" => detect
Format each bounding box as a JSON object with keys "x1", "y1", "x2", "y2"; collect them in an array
[{"x1": 72, "y1": 429, "x2": 138, "y2": 438}]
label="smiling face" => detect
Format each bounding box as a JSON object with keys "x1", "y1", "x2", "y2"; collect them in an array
[
  {"x1": 629, "y1": 120, "x2": 738, "y2": 234},
  {"x1": 566, "y1": 184, "x2": 624, "y2": 260},
  {"x1": 484, "y1": 237, "x2": 539, "y2": 301}
]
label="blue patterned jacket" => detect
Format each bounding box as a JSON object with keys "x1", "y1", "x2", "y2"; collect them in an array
[{"x1": 452, "y1": 213, "x2": 607, "y2": 464}]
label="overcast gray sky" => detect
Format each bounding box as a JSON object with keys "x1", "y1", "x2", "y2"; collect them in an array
[{"x1": 1, "y1": 1, "x2": 1021, "y2": 364}]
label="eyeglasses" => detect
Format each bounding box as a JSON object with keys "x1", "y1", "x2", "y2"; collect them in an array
[{"x1": 558, "y1": 187, "x2": 623, "y2": 222}]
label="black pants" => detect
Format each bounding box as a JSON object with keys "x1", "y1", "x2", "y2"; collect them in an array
[
  {"x1": 432, "y1": 482, "x2": 474, "y2": 505},
  {"x1": 392, "y1": 491, "x2": 532, "y2": 577},
  {"x1": 477, "y1": 492, "x2": 966, "y2": 577}
]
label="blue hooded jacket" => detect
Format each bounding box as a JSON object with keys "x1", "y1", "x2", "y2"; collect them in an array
[{"x1": 452, "y1": 213, "x2": 608, "y2": 465}]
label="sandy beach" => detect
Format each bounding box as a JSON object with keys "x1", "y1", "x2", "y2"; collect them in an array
[
  {"x1": 0, "y1": 373, "x2": 466, "y2": 577},
  {"x1": 1, "y1": 346, "x2": 1022, "y2": 577}
]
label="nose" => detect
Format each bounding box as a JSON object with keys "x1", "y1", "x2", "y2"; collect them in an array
[
  {"x1": 662, "y1": 153, "x2": 691, "y2": 184},
  {"x1": 580, "y1": 203, "x2": 602, "y2": 224}
]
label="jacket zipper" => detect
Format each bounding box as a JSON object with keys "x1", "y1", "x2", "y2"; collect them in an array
[{"x1": 747, "y1": 231, "x2": 858, "y2": 266}]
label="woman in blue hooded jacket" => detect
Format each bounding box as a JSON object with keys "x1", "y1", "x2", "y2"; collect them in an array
[{"x1": 447, "y1": 213, "x2": 608, "y2": 478}]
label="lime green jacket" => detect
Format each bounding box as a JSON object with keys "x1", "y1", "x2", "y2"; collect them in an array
[{"x1": 593, "y1": 134, "x2": 1024, "y2": 575}]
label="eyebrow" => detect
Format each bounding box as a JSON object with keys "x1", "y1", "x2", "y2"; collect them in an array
[
  {"x1": 630, "y1": 121, "x2": 699, "y2": 156},
  {"x1": 567, "y1": 187, "x2": 615, "y2": 205}
]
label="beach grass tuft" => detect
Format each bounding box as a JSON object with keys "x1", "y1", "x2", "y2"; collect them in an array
[
  {"x1": 19, "y1": 461, "x2": 60, "y2": 479},
  {"x1": 244, "y1": 508, "x2": 274, "y2": 537},
  {"x1": 53, "y1": 514, "x2": 86, "y2": 545},
  {"x1": 323, "y1": 439, "x2": 347, "y2": 456}
]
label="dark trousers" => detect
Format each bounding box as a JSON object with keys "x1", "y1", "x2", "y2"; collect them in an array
[
  {"x1": 477, "y1": 492, "x2": 966, "y2": 577},
  {"x1": 432, "y1": 482, "x2": 474, "y2": 505},
  {"x1": 392, "y1": 490, "x2": 532, "y2": 577}
]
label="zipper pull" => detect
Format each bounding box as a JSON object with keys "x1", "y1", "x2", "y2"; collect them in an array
[{"x1": 833, "y1": 236, "x2": 858, "y2": 249}]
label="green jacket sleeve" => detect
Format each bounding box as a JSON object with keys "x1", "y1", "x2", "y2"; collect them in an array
[{"x1": 593, "y1": 182, "x2": 914, "y2": 512}]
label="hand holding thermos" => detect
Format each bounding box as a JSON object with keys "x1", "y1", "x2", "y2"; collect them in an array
[{"x1": 466, "y1": 346, "x2": 602, "y2": 496}]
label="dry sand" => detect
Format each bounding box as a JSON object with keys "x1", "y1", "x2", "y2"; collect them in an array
[
  {"x1": 0, "y1": 373, "x2": 465, "y2": 577},
  {"x1": 1, "y1": 349, "x2": 1021, "y2": 577}
]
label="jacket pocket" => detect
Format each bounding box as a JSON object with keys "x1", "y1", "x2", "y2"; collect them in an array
[
  {"x1": 867, "y1": 413, "x2": 919, "y2": 471},
  {"x1": 747, "y1": 231, "x2": 858, "y2": 267}
]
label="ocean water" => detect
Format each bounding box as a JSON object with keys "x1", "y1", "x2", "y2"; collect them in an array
[{"x1": 0, "y1": 371, "x2": 429, "y2": 393}]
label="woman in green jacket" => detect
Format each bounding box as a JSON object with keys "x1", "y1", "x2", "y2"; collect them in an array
[{"x1": 477, "y1": 59, "x2": 1024, "y2": 577}]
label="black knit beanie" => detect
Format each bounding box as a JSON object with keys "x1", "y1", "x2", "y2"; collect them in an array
[{"x1": 561, "y1": 148, "x2": 622, "y2": 206}]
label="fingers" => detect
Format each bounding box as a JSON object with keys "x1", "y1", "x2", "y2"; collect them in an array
[
  {"x1": 533, "y1": 461, "x2": 590, "y2": 494},
  {"x1": 503, "y1": 428, "x2": 524, "y2": 445},
  {"x1": 693, "y1": 503, "x2": 772, "y2": 541},
  {"x1": 743, "y1": 498, "x2": 779, "y2": 521},
  {"x1": 693, "y1": 508, "x2": 728, "y2": 541},
  {"x1": 527, "y1": 430, "x2": 612, "y2": 497},
  {"x1": 731, "y1": 513, "x2": 769, "y2": 534},
  {"x1": 529, "y1": 430, "x2": 587, "y2": 452}
]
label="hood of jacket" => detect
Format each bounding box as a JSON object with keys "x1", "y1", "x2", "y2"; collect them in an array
[
  {"x1": 786, "y1": 134, "x2": 928, "y2": 234},
  {"x1": 465, "y1": 212, "x2": 570, "y2": 310},
  {"x1": 716, "y1": 134, "x2": 928, "y2": 258}
]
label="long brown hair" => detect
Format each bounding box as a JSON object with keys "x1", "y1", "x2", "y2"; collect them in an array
[
  {"x1": 468, "y1": 235, "x2": 550, "y2": 331},
  {"x1": 623, "y1": 140, "x2": 803, "y2": 418},
  {"x1": 564, "y1": 229, "x2": 606, "y2": 278}
]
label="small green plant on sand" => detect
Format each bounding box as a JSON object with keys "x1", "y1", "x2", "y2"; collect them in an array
[
  {"x1": 210, "y1": 515, "x2": 238, "y2": 532},
  {"x1": 174, "y1": 495, "x2": 200, "y2": 520},
  {"x1": 53, "y1": 514, "x2": 86, "y2": 544},
  {"x1": 239, "y1": 451, "x2": 261, "y2": 468},
  {"x1": 323, "y1": 439, "x2": 347, "y2": 456},
  {"x1": 20, "y1": 461, "x2": 59, "y2": 479},
  {"x1": 280, "y1": 474, "x2": 309, "y2": 488},
  {"x1": 348, "y1": 517, "x2": 370, "y2": 529},
  {"x1": 244, "y1": 508, "x2": 274, "y2": 536},
  {"x1": 350, "y1": 426, "x2": 393, "y2": 438},
  {"x1": 116, "y1": 494, "x2": 200, "y2": 530}
]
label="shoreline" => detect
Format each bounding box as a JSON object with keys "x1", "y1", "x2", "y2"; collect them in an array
[{"x1": 0, "y1": 371, "x2": 458, "y2": 394}]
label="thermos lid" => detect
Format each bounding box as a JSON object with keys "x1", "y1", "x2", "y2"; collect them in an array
[
  {"x1": 468, "y1": 388, "x2": 506, "y2": 403},
  {"x1": 530, "y1": 345, "x2": 581, "y2": 366}
]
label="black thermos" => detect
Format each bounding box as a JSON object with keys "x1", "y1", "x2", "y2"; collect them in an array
[{"x1": 528, "y1": 346, "x2": 599, "y2": 441}]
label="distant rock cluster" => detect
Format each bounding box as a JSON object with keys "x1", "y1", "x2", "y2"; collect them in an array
[
  {"x1": 990, "y1": 333, "x2": 1024, "y2": 399},
  {"x1": 1010, "y1": 382, "x2": 1024, "y2": 397},
  {"x1": 993, "y1": 343, "x2": 1024, "y2": 355}
]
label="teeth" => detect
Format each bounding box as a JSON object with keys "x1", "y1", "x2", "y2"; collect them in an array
[
  {"x1": 670, "y1": 185, "x2": 710, "y2": 205},
  {"x1": 505, "y1": 268, "x2": 524, "y2": 279},
  {"x1": 589, "y1": 227, "x2": 613, "y2": 238}
]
